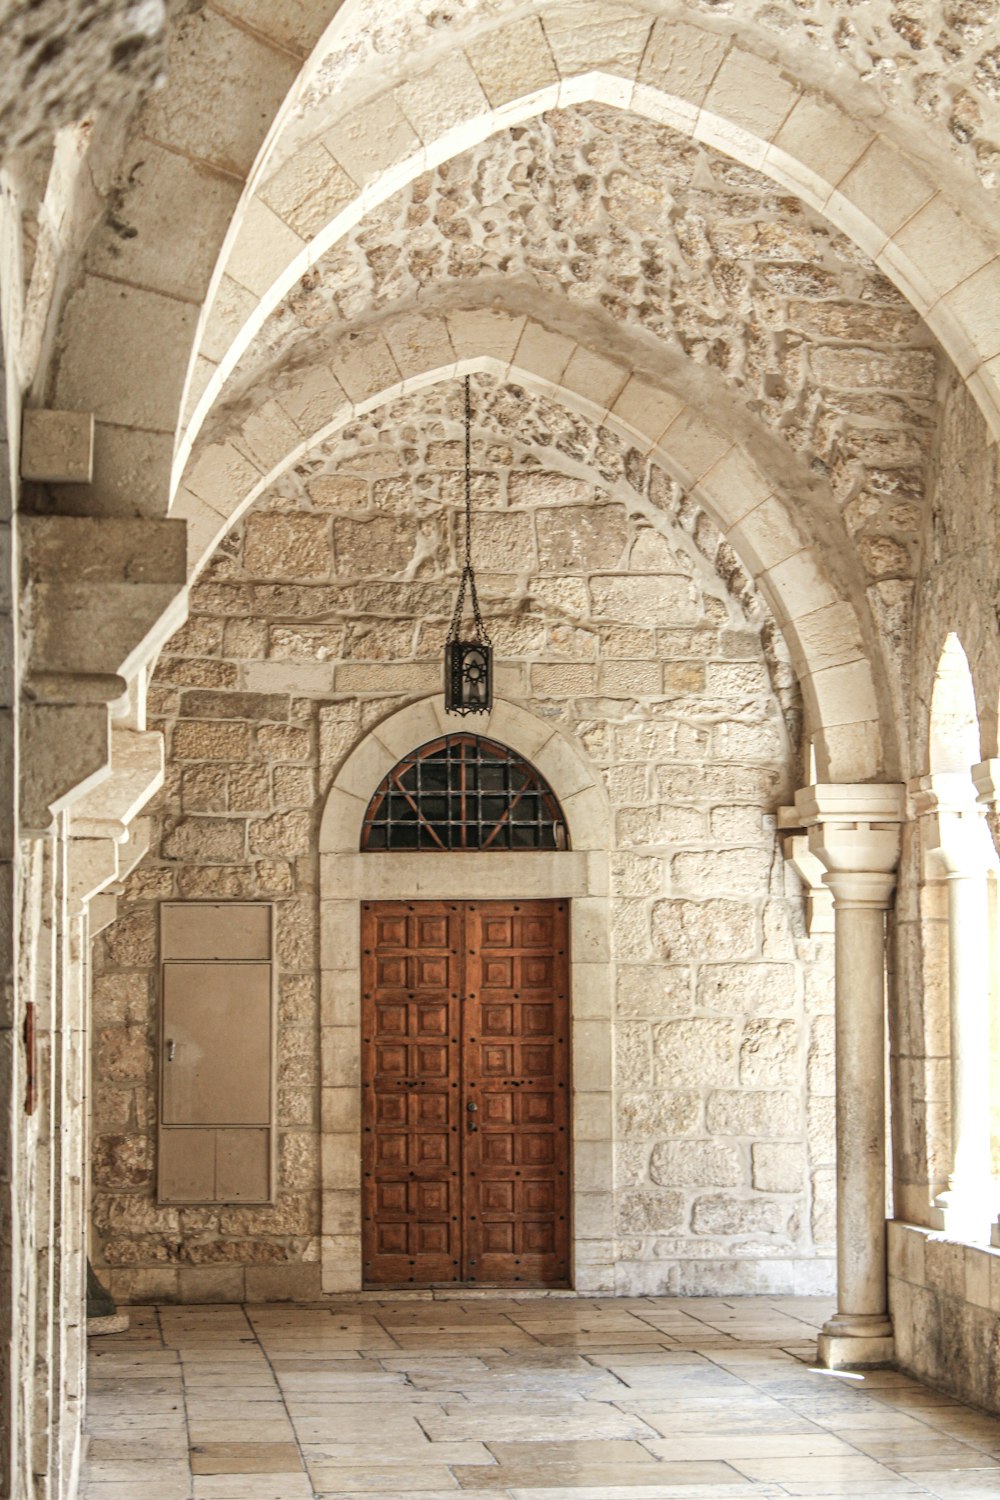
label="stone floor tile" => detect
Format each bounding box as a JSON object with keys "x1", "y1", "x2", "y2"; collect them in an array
[
  {"x1": 313, "y1": 1492, "x2": 513, "y2": 1499},
  {"x1": 191, "y1": 1479, "x2": 314, "y2": 1499},
  {"x1": 187, "y1": 1422, "x2": 295, "y2": 1442},
  {"x1": 640, "y1": 1433, "x2": 857, "y2": 1460},
  {"x1": 83, "y1": 1460, "x2": 191, "y2": 1484},
  {"x1": 82, "y1": 1294, "x2": 1000, "y2": 1500},
  {"x1": 486, "y1": 1441, "x2": 658, "y2": 1467},
  {"x1": 189, "y1": 1442, "x2": 303, "y2": 1474},
  {"x1": 302, "y1": 1465, "x2": 463, "y2": 1491},
  {"x1": 907, "y1": 1475, "x2": 1000, "y2": 1496},
  {"x1": 82, "y1": 1486, "x2": 193, "y2": 1500},
  {"x1": 455, "y1": 1461, "x2": 748, "y2": 1488},
  {"x1": 302, "y1": 1439, "x2": 495, "y2": 1465}
]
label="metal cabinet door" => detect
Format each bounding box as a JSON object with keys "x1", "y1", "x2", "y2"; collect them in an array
[{"x1": 161, "y1": 961, "x2": 271, "y2": 1126}]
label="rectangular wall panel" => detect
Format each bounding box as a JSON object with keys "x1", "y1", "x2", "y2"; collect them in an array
[{"x1": 158, "y1": 903, "x2": 274, "y2": 1205}]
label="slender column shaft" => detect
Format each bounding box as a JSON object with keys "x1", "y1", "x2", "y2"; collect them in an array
[
  {"x1": 794, "y1": 783, "x2": 904, "y2": 1370},
  {"x1": 943, "y1": 870, "x2": 993, "y2": 1236},
  {"x1": 830, "y1": 885, "x2": 891, "y2": 1328}
]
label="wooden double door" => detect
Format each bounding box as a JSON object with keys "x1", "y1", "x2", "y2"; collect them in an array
[{"x1": 361, "y1": 899, "x2": 571, "y2": 1287}]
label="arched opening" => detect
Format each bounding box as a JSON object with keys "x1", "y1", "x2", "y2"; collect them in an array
[
  {"x1": 930, "y1": 634, "x2": 982, "y2": 775},
  {"x1": 319, "y1": 696, "x2": 613, "y2": 1294},
  {"x1": 361, "y1": 734, "x2": 569, "y2": 852},
  {"x1": 923, "y1": 634, "x2": 999, "y2": 1240}
]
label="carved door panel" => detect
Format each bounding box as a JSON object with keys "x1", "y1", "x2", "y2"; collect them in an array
[
  {"x1": 362, "y1": 899, "x2": 570, "y2": 1288},
  {"x1": 361, "y1": 903, "x2": 463, "y2": 1287},
  {"x1": 464, "y1": 901, "x2": 571, "y2": 1287}
]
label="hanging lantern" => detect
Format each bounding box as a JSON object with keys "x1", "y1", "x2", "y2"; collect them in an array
[{"x1": 444, "y1": 376, "x2": 493, "y2": 716}]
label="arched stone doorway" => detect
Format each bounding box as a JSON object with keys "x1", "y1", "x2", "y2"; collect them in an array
[{"x1": 318, "y1": 695, "x2": 613, "y2": 1293}]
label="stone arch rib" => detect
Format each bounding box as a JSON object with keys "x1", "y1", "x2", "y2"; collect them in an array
[{"x1": 179, "y1": 339, "x2": 884, "y2": 783}]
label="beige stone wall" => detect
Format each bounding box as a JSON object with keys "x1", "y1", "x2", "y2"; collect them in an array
[
  {"x1": 889, "y1": 1223, "x2": 1000, "y2": 1413},
  {"x1": 92, "y1": 395, "x2": 836, "y2": 1300}
]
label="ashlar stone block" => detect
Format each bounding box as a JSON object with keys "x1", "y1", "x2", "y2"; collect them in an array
[
  {"x1": 650, "y1": 1140, "x2": 744, "y2": 1189},
  {"x1": 652, "y1": 898, "x2": 758, "y2": 960},
  {"x1": 653, "y1": 1018, "x2": 739, "y2": 1089}
]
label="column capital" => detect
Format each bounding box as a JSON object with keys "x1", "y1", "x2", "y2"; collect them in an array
[
  {"x1": 793, "y1": 784, "x2": 904, "y2": 903},
  {"x1": 972, "y1": 758, "x2": 1000, "y2": 806},
  {"x1": 908, "y1": 771, "x2": 993, "y2": 877}
]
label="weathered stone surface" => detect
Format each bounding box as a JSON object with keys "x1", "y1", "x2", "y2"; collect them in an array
[
  {"x1": 96, "y1": 1027, "x2": 154, "y2": 1081},
  {"x1": 162, "y1": 817, "x2": 245, "y2": 861},
  {"x1": 671, "y1": 848, "x2": 773, "y2": 896},
  {"x1": 172, "y1": 720, "x2": 251, "y2": 762},
  {"x1": 691, "y1": 1194, "x2": 792, "y2": 1236},
  {"x1": 92, "y1": 973, "x2": 151, "y2": 1025},
  {"x1": 616, "y1": 1189, "x2": 685, "y2": 1234},
  {"x1": 652, "y1": 900, "x2": 757, "y2": 960},
  {"x1": 334, "y1": 515, "x2": 421, "y2": 576},
  {"x1": 279, "y1": 1132, "x2": 320, "y2": 1189},
  {"x1": 811, "y1": 1167, "x2": 836, "y2": 1245},
  {"x1": 617, "y1": 1023, "x2": 653, "y2": 1088},
  {"x1": 617, "y1": 1092, "x2": 701, "y2": 1139},
  {"x1": 229, "y1": 765, "x2": 271, "y2": 811},
  {"x1": 653, "y1": 1019, "x2": 739, "y2": 1089},
  {"x1": 807, "y1": 1015, "x2": 835, "y2": 1095},
  {"x1": 249, "y1": 810, "x2": 311, "y2": 856},
  {"x1": 617, "y1": 806, "x2": 706, "y2": 846},
  {"x1": 92, "y1": 1135, "x2": 154, "y2": 1189},
  {"x1": 697, "y1": 963, "x2": 797, "y2": 1013},
  {"x1": 616, "y1": 965, "x2": 692, "y2": 1018},
  {"x1": 244, "y1": 514, "x2": 334, "y2": 579},
  {"x1": 180, "y1": 690, "x2": 289, "y2": 722},
  {"x1": 752, "y1": 1142, "x2": 805, "y2": 1194},
  {"x1": 536, "y1": 506, "x2": 628, "y2": 572},
  {"x1": 739, "y1": 1020, "x2": 798, "y2": 1088},
  {"x1": 649, "y1": 1140, "x2": 744, "y2": 1188},
  {"x1": 101, "y1": 909, "x2": 157, "y2": 968},
  {"x1": 591, "y1": 575, "x2": 700, "y2": 626},
  {"x1": 706, "y1": 1091, "x2": 800, "y2": 1138}
]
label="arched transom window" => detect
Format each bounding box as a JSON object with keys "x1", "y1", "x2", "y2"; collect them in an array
[{"x1": 361, "y1": 735, "x2": 569, "y2": 852}]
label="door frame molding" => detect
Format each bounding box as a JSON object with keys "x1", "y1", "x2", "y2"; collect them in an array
[{"x1": 318, "y1": 695, "x2": 614, "y2": 1294}]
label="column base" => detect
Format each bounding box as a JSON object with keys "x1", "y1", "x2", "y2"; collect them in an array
[{"x1": 817, "y1": 1313, "x2": 894, "y2": 1370}]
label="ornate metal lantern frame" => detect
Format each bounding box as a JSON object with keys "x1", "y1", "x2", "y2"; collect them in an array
[{"x1": 444, "y1": 376, "x2": 493, "y2": 716}]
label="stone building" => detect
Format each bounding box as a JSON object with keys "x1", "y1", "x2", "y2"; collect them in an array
[{"x1": 3, "y1": 0, "x2": 1000, "y2": 1495}]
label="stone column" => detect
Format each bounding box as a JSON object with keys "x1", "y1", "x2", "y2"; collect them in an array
[
  {"x1": 795, "y1": 784, "x2": 905, "y2": 1369},
  {"x1": 977, "y1": 762, "x2": 1000, "y2": 1252},
  {"x1": 912, "y1": 771, "x2": 998, "y2": 1243}
]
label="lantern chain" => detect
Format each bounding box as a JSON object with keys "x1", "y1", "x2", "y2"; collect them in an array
[{"x1": 447, "y1": 374, "x2": 491, "y2": 647}]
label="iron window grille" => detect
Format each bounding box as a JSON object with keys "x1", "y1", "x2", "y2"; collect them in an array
[{"x1": 361, "y1": 735, "x2": 569, "y2": 852}]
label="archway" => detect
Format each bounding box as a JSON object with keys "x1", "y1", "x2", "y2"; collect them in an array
[{"x1": 318, "y1": 695, "x2": 613, "y2": 1293}]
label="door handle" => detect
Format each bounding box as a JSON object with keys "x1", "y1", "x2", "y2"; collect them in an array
[{"x1": 166, "y1": 1039, "x2": 176, "y2": 1062}]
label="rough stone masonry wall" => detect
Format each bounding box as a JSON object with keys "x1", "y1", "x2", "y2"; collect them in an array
[{"x1": 91, "y1": 395, "x2": 836, "y2": 1302}]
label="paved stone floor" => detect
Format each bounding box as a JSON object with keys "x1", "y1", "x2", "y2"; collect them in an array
[{"x1": 82, "y1": 1295, "x2": 1000, "y2": 1499}]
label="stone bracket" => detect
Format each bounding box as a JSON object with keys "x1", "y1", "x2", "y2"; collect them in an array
[
  {"x1": 21, "y1": 514, "x2": 188, "y2": 682},
  {"x1": 70, "y1": 729, "x2": 164, "y2": 841},
  {"x1": 21, "y1": 410, "x2": 94, "y2": 484},
  {"x1": 778, "y1": 806, "x2": 834, "y2": 934},
  {"x1": 20, "y1": 702, "x2": 110, "y2": 836}
]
